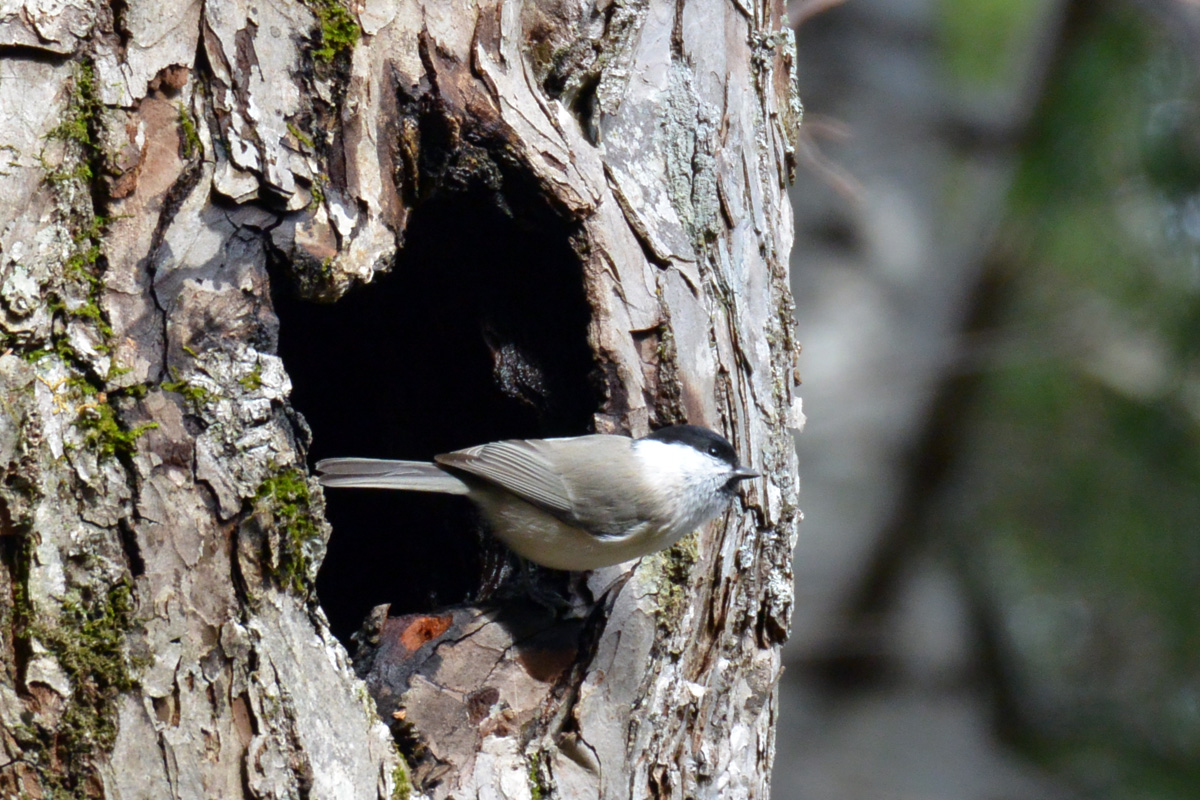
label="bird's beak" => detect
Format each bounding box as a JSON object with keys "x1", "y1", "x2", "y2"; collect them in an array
[{"x1": 731, "y1": 466, "x2": 760, "y2": 481}]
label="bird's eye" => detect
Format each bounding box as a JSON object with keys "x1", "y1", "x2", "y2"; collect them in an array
[{"x1": 708, "y1": 445, "x2": 720, "y2": 456}]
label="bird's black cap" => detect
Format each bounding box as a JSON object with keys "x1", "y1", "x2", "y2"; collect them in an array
[{"x1": 642, "y1": 424, "x2": 741, "y2": 467}]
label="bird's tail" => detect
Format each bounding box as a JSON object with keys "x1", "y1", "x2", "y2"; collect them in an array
[{"x1": 315, "y1": 458, "x2": 471, "y2": 494}]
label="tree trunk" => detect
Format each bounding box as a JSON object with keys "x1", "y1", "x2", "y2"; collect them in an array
[{"x1": 0, "y1": 1, "x2": 801, "y2": 798}]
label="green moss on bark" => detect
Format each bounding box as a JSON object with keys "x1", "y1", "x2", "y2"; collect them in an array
[
  {"x1": 307, "y1": 0, "x2": 361, "y2": 62},
  {"x1": 15, "y1": 576, "x2": 141, "y2": 799},
  {"x1": 255, "y1": 468, "x2": 324, "y2": 594}
]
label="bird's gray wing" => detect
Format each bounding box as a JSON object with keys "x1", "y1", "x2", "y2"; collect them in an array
[{"x1": 435, "y1": 440, "x2": 574, "y2": 514}]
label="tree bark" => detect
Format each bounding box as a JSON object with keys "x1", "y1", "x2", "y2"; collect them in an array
[{"x1": 0, "y1": 1, "x2": 801, "y2": 798}]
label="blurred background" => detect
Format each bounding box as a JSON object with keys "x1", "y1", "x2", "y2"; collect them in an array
[{"x1": 775, "y1": 0, "x2": 1200, "y2": 798}]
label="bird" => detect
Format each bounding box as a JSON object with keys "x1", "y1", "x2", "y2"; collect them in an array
[{"x1": 315, "y1": 424, "x2": 759, "y2": 571}]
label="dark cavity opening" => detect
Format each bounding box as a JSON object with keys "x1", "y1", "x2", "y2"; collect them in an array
[{"x1": 272, "y1": 191, "x2": 599, "y2": 643}]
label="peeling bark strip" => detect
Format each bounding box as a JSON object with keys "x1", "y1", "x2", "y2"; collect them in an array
[{"x1": 0, "y1": 0, "x2": 800, "y2": 798}]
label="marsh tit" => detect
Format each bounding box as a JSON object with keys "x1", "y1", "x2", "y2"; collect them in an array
[{"x1": 315, "y1": 425, "x2": 759, "y2": 571}]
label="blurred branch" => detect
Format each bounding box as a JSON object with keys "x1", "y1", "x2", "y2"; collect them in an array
[
  {"x1": 843, "y1": 0, "x2": 1091, "y2": 618},
  {"x1": 939, "y1": 0, "x2": 1077, "y2": 156},
  {"x1": 796, "y1": 114, "x2": 866, "y2": 203},
  {"x1": 1132, "y1": 0, "x2": 1200, "y2": 70},
  {"x1": 835, "y1": 0, "x2": 1091, "y2": 713},
  {"x1": 789, "y1": 0, "x2": 851, "y2": 29}
]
